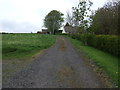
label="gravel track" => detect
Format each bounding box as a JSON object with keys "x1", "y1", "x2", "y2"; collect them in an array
[{"x1": 3, "y1": 36, "x2": 106, "y2": 88}]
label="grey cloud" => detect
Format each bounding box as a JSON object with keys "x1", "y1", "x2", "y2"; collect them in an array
[{"x1": 0, "y1": 20, "x2": 39, "y2": 33}]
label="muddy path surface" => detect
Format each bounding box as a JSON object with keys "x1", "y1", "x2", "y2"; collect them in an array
[{"x1": 3, "y1": 36, "x2": 106, "y2": 88}]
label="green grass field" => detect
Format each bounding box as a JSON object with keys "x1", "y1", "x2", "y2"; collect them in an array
[
  {"x1": 68, "y1": 37, "x2": 119, "y2": 87},
  {"x1": 2, "y1": 33, "x2": 56, "y2": 60}
]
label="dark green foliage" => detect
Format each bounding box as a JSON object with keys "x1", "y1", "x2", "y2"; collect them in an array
[
  {"x1": 90, "y1": 1, "x2": 119, "y2": 35},
  {"x1": 71, "y1": 34, "x2": 119, "y2": 57}
]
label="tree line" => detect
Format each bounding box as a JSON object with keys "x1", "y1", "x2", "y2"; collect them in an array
[
  {"x1": 67, "y1": 0, "x2": 119, "y2": 57},
  {"x1": 43, "y1": 0, "x2": 119, "y2": 35},
  {"x1": 66, "y1": 0, "x2": 119, "y2": 35},
  {"x1": 89, "y1": 0, "x2": 119, "y2": 35}
]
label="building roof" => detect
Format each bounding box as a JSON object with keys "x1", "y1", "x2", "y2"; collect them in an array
[{"x1": 42, "y1": 29, "x2": 48, "y2": 32}]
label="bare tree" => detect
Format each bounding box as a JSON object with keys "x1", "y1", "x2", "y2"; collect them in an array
[{"x1": 65, "y1": 11, "x2": 74, "y2": 26}]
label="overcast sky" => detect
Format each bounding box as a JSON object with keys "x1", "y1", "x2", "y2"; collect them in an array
[{"x1": 0, "y1": 0, "x2": 108, "y2": 33}]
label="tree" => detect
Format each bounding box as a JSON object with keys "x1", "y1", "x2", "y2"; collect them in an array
[
  {"x1": 72, "y1": 0, "x2": 93, "y2": 30},
  {"x1": 65, "y1": 11, "x2": 74, "y2": 26},
  {"x1": 44, "y1": 10, "x2": 64, "y2": 34},
  {"x1": 72, "y1": 0, "x2": 93, "y2": 45},
  {"x1": 90, "y1": 0, "x2": 119, "y2": 35}
]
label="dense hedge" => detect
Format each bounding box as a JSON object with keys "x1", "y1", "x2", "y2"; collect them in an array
[{"x1": 71, "y1": 34, "x2": 119, "y2": 57}]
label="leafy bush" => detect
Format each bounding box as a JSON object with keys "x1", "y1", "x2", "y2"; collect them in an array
[{"x1": 71, "y1": 34, "x2": 119, "y2": 57}]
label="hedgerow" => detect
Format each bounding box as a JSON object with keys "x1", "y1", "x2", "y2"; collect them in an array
[{"x1": 71, "y1": 34, "x2": 119, "y2": 57}]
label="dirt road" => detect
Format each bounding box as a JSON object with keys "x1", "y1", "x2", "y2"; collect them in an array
[{"x1": 3, "y1": 36, "x2": 106, "y2": 88}]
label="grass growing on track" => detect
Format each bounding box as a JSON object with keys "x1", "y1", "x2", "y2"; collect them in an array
[
  {"x1": 68, "y1": 37, "x2": 119, "y2": 87},
  {"x1": 2, "y1": 33, "x2": 56, "y2": 60}
]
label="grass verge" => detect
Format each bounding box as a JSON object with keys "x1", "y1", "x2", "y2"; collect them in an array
[{"x1": 68, "y1": 37, "x2": 119, "y2": 87}]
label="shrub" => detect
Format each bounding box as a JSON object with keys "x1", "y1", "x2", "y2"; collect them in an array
[{"x1": 71, "y1": 34, "x2": 119, "y2": 57}]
